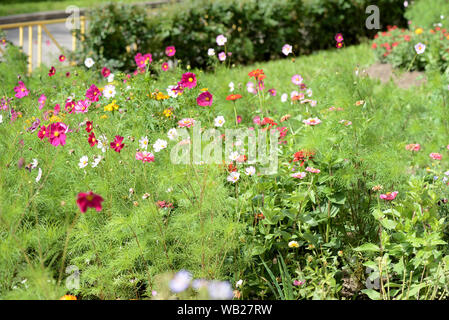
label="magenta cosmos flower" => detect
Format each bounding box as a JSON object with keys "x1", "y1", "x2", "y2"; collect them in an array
[
  {"x1": 430, "y1": 153, "x2": 442, "y2": 160},
  {"x1": 197, "y1": 91, "x2": 213, "y2": 106},
  {"x1": 335, "y1": 33, "x2": 344, "y2": 43},
  {"x1": 14, "y1": 81, "x2": 29, "y2": 99},
  {"x1": 135, "y1": 52, "x2": 152, "y2": 69},
  {"x1": 162, "y1": 62, "x2": 169, "y2": 71},
  {"x1": 74, "y1": 99, "x2": 91, "y2": 113},
  {"x1": 180, "y1": 72, "x2": 197, "y2": 89},
  {"x1": 48, "y1": 122, "x2": 68, "y2": 146},
  {"x1": 380, "y1": 191, "x2": 398, "y2": 201},
  {"x1": 76, "y1": 191, "x2": 104, "y2": 213},
  {"x1": 38, "y1": 94, "x2": 46, "y2": 110},
  {"x1": 165, "y1": 46, "x2": 176, "y2": 57},
  {"x1": 101, "y1": 67, "x2": 111, "y2": 78},
  {"x1": 136, "y1": 151, "x2": 155, "y2": 163},
  {"x1": 110, "y1": 135, "x2": 125, "y2": 153},
  {"x1": 85, "y1": 84, "x2": 101, "y2": 102}
]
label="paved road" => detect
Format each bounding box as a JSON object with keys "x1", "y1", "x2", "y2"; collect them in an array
[{"x1": 3, "y1": 22, "x2": 86, "y2": 68}]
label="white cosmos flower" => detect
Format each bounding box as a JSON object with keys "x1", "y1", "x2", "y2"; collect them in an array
[
  {"x1": 153, "y1": 139, "x2": 168, "y2": 152},
  {"x1": 306, "y1": 89, "x2": 313, "y2": 97},
  {"x1": 167, "y1": 85, "x2": 180, "y2": 98},
  {"x1": 245, "y1": 166, "x2": 256, "y2": 176},
  {"x1": 103, "y1": 85, "x2": 116, "y2": 99},
  {"x1": 78, "y1": 156, "x2": 89, "y2": 169},
  {"x1": 0, "y1": 114, "x2": 2, "y2": 124},
  {"x1": 214, "y1": 116, "x2": 225, "y2": 127},
  {"x1": 169, "y1": 270, "x2": 192, "y2": 293},
  {"x1": 31, "y1": 158, "x2": 38, "y2": 169},
  {"x1": 84, "y1": 57, "x2": 95, "y2": 68},
  {"x1": 167, "y1": 128, "x2": 178, "y2": 140},
  {"x1": 97, "y1": 135, "x2": 108, "y2": 153},
  {"x1": 91, "y1": 155, "x2": 102, "y2": 168},
  {"x1": 281, "y1": 93, "x2": 288, "y2": 103},
  {"x1": 139, "y1": 136, "x2": 149, "y2": 150},
  {"x1": 216, "y1": 34, "x2": 227, "y2": 46},
  {"x1": 229, "y1": 151, "x2": 239, "y2": 161},
  {"x1": 229, "y1": 82, "x2": 235, "y2": 92},
  {"x1": 236, "y1": 279, "x2": 243, "y2": 288},
  {"x1": 227, "y1": 172, "x2": 240, "y2": 183},
  {"x1": 35, "y1": 168, "x2": 42, "y2": 183},
  {"x1": 414, "y1": 42, "x2": 426, "y2": 54},
  {"x1": 208, "y1": 48, "x2": 215, "y2": 56},
  {"x1": 107, "y1": 73, "x2": 114, "y2": 83}
]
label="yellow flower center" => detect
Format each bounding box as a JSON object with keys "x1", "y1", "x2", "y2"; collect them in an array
[
  {"x1": 86, "y1": 195, "x2": 93, "y2": 201},
  {"x1": 54, "y1": 131, "x2": 59, "y2": 137}
]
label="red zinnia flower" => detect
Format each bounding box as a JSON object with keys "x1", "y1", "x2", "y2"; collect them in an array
[
  {"x1": 48, "y1": 66, "x2": 56, "y2": 77},
  {"x1": 110, "y1": 135, "x2": 125, "y2": 152},
  {"x1": 76, "y1": 191, "x2": 104, "y2": 213},
  {"x1": 88, "y1": 132, "x2": 97, "y2": 147},
  {"x1": 86, "y1": 121, "x2": 93, "y2": 133},
  {"x1": 197, "y1": 91, "x2": 213, "y2": 106},
  {"x1": 248, "y1": 69, "x2": 265, "y2": 81},
  {"x1": 226, "y1": 94, "x2": 242, "y2": 101}
]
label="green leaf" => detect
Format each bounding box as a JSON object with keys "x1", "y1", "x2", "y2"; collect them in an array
[
  {"x1": 381, "y1": 219, "x2": 397, "y2": 230},
  {"x1": 361, "y1": 289, "x2": 381, "y2": 300},
  {"x1": 354, "y1": 243, "x2": 380, "y2": 252}
]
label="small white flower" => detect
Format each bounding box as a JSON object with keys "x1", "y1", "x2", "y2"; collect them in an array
[
  {"x1": 281, "y1": 93, "x2": 288, "y2": 103},
  {"x1": 282, "y1": 44, "x2": 292, "y2": 56},
  {"x1": 208, "y1": 48, "x2": 215, "y2": 56},
  {"x1": 227, "y1": 172, "x2": 240, "y2": 183},
  {"x1": 167, "y1": 187, "x2": 173, "y2": 193},
  {"x1": 91, "y1": 155, "x2": 102, "y2": 168},
  {"x1": 167, "y1": 128, "x2": 178, "y2": 141},
  {"x1": 139, "y1": 136, "x2": 149, "y2": 150},
  {"x1": 414, "y1": 42, "x2": 426, "y2": 54},
  {"x1": 0, "y1": 114, "x2": 3, "y2": 124},
  {"x1": 103, "y1": 84, "x2": 116, "y2": 99},
  {"x1": 31, "y1": 158, "x2": 38, "y2": 169},
  {"x1": 35, "y1": 168, "x2": 42, "y2": 183},
  {"x1": 236, "y1": 279, "x2": 243, "y2": 288},
  {"x1": 229, "y1": 151, "x2": 239, "y2": 161},
  {"x1": 107, "y1": 73, "x2": 114, "y2": 83},
  {"x1": 229, "y1": 82, "x2": 235, "y2": 92},
  {"x1": 97, "y1": 135, "x2": 108, "y2": 153},
  {"x1": 245, "y1": 166, "x2": 256, "y2": 176},
  {"x1": 218, "y1": 52, "x2": 226, "y2": 61},
  {"x1": 306, "y1": 89, "x2": 313, "y2": 97},
  {"x1": 214, "y1": 115, "x2": 225, "y2": 127},
  {"x1": 84, "y1": 57, "x2": 95, "y2": 68},
  {"x1": 78, "y1": 156, "x2": 89, "y2": 169},
  {"x1": 216, "y1": 34, "x2": 227, "y2": 46},
  {"x1": 153, "y1": 139, "x2": 168, "y2": 152},
  {"x1": 167, "y1": 85, "x2": 180, "y2": 98},
  {"x1": 290, "y1": 91, "x2": 299, "y2": 99}
]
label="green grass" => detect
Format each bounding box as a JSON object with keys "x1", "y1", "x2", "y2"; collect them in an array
[
  {"x1": 2, "y1": 42, "x2": 449, "y2": 300},
  {"x1": 0, "y1": 0, "x2": 158, "y2": 17}
]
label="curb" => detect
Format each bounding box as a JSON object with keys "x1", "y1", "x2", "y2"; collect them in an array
[{"x1": 0, "y1": 0, "x2": 178, "y2": 25}]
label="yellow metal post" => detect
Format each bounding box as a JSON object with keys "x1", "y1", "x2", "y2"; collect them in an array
[
  {"x1": 19, "y1": 26, "x2": 23, "y2": 51},
  {"x1": 28, "y1": 25, "x2": 32, "y2": 75},
  {"x1": 80, "y1": 16, "x2": 85, "y2": 41},
  {"x1": 37, "y1": 24, "x2": 42, "y2": 68},
  {"x1": 72, "y1": 30, "x2": 76, "y2": 51}
]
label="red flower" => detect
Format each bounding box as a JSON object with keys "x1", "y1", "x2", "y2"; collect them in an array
[
  {"x1": 226, "y1": 94, "x2": 242, "y2": 101},
  {"x1": 110, "y1": 135, "x2": 125, "y2": 152},
  {"x1": 248, "y1": 69, "x2": 265, "y2": 81},
  {"x1": 59, "y1": 55, "x2": 66, "y2": 62},
  {"x1": 372, "y1": 43, "x2": 377, "y2": 49},
  {"x1": 85, "y1": 84, "x2": 101, "y2": 102},
  {"x1": 76, "y1": 191, "x2": 104, "y2": 213},
  {"x1": 101, "y1": 67, "x2": 111, "y2": 78},
  {"x1": 165, "y1": 46, "x2": 176, "y2": 57},
  {"x1": 88, "y1": 132, "x2": 98, "y2": 147},
  {"x1": 161, "y1": 62, "x2": 169, "y2": 71},
  {"x1": 85, "y1": 121, "x2": 93, "y2": 133},
  {"x1": 336, "y1": 42, "x2": 343, "y2": 49},
  {"x1": 180, "y1": 72, "x2": 197, "y2": 89},
  {"x1": 37, "y1": 125, "x2": 48, "y2": 140},
  {"x1": 48, "y1": 66, "x2": 56, "y2": 77}
]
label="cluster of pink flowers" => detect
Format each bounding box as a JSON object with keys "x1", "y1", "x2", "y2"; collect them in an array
[
  {"x1": 14, "y1": 81, "x2": 29, "y2": 99},
  {"x1": 136, "y1": 151, "x2": 155, "y2": 163},
  {"x1": 178, "y1": 118, "x2": 195, "y2": 128},
  {"x1": 37, "y1": 122, "x2": 68, "y2": 147}
]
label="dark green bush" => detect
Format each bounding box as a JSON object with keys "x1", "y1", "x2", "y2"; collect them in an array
[{"x1": 78, "y1": 0, "x2": 406, "y2": 72}]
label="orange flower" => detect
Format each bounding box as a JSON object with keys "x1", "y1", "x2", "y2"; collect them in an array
[
  {"x1": 248, "y1": 69, "x2": 265, "y2": 81},
  {"x1": 226, "y1": 94, "x2": 243, "y2": 101},
  {"x1": 60, "y1": 295, "x2": 77, "y2": 300}
]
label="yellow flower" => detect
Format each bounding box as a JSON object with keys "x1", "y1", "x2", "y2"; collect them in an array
[
  {"x1": 60, "y1": 295, "x2": 77, "y2": 300},
  {"x1": 288, "y1": 241, "x2": 299, "y2": 248},
  {"x1": 104, "y1": 99, "x2": 119, "y2": 112},
  {"x1": 100, "y1": 115, "x2": 108, "y2": 119},
  {"x1": 415, "y1": 28, "x2": 423, "y2": 35},
  {"x1": 200, "y1": 88, "x2": 209, "y2": 92},
  {"x1": 163, "y1": 108, "x2": 174, "y2": 118}
]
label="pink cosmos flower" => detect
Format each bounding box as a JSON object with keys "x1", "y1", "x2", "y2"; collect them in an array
[
  {"x1": 335, "y1": 33, "x2": 344, "y2": 43},
  {"x1": 178, "y1": 118, "x2": 195, "y2": 128},
  {"x1": 14, "y1": 81, "x2": 29, "y2": 99},
  {"x1": 291, "y1": 74, "x2": 303, "y2": 85},
  {"x1": 430, "y1": 153, "x2": 442, "y2": 160},
  {"x1": 268, "y1": 88, "x2": 277, "y2": 96},
  {"x1": 162, "y1": 62, "x2": 169, "y2": 71},
  {"x1": 48, "y1": 66, "x2": 56, "y2": 77},
  {"x1": 110, "y1": 135, "x2": 125, "y2": 153},
  {"x1": 197, "y1": 91, "x2": 213, "y2": 106},
  {"x1": 37, "y1": 125, "x2": 49, "y2": 140},
  {"x1": 405, "y1": 143, "x2": 421, "y2": 151},
  {"x1": 48, "y1": 122, "x2": 68, "y2": 146},
  {"x1": 253, "y1": 116, "x2": 261, "y2": 125},
  {"x1": 74, "y1": 99, "x2": 91, "y2": 113},
  {"x1": 134, "y1": 52, "x2": 152, "y2": 69},
  {"x1": 38, "y1": 94, "x2": 46, "y2": 110},
  {"x1": 165, "y1": 46, "x2": 176, "y2": 57},
  {"x1": 218, "y1": 52, "x2": 226, "y2": 61},
  {"x1": 380, "y1": 191, "x2": 398, "y2": 201},
  {"x1": 282, "y1": 44, "x2": 292, "y2": 56},
  {"x1": 136, "y1": 151, "x2": 155, "y2": 163},
  {"x1": 237, "y1": 115, "x2": 242, "y2": 124},
  {"x1": 85, "y1": 84, "x2": 101, "y2": 102},
  {"x1": 76, "y1": 191, "x2": 104, "y2": 213},
  {"x1": 305, "y1": 167, "x2": 320, "y2": 173},
  {"x1": 180, "y1": 72, "x2": 197, "y2": 89},
  {"x1": 303, "y1": 118, "x2": 321, "y2": 126},
  {"x1": 291, "y1": 172, "x2": 307, "y2": 179}
]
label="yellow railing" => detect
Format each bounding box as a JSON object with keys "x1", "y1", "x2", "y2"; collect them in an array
[{"x1": 0, "y1": 16, "x2": 86, "y2": 75}]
